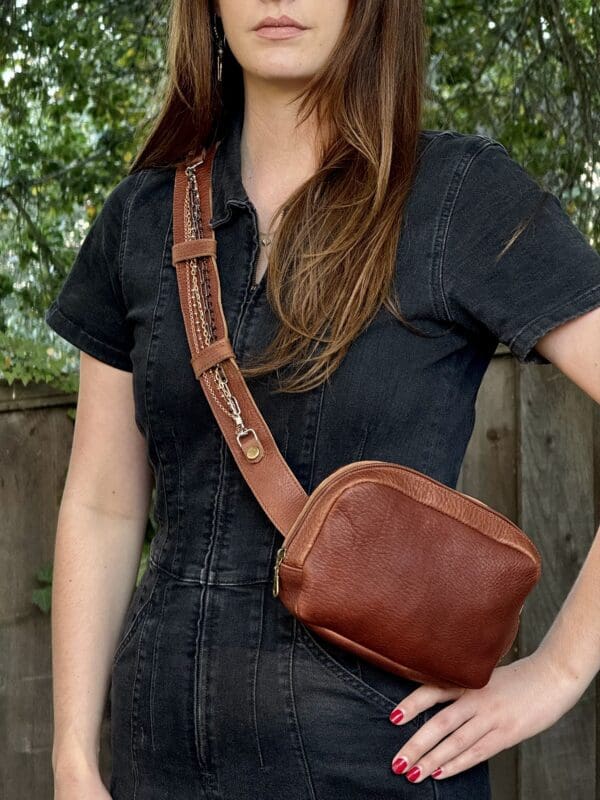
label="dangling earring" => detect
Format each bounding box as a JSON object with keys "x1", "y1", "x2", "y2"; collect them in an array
[{"x1": 212, "y1": 14, "x2": 225, "y2": 83}]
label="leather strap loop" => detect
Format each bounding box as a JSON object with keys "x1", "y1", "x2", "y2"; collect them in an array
[
  {"x1": 190, "y1": 338, "x2": 235, "y2": 377},
  {"x1": 172, "y1": 239, "x2": 217, "y2": 264}
]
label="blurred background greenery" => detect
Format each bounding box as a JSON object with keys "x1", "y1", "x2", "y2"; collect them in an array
[{"x1": 1, "y1": 0, "x2": 598, "y2": 392}]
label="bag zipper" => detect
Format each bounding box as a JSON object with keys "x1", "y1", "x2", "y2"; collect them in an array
[{"x1": 272, "y1": 544, "x2": 286, "y2": 597}]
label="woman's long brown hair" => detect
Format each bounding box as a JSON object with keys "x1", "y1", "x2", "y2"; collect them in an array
[{"x1": 129, "y1": 0, "x2": 428, "y2": 393}]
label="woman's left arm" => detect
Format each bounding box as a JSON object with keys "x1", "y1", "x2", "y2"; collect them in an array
[{"x1": 387, "y1": 304, "x2": 600, "y2": 784}]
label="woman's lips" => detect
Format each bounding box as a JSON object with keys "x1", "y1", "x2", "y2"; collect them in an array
[{"x1": 254, "y1": 25, "x2": 307, "y2": 39}]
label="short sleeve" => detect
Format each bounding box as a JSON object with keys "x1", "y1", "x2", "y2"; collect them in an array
[
  {"x1": 441, "y1": 141, "x2": 600, "y2": 364},
  {"x1": 45, "y1": 177, "x2": 135, "y2": 372}
]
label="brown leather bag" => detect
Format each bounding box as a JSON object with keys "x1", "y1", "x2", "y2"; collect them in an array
[{"x1": 170, "y1": 143, "x2": 542, "y2": 690}]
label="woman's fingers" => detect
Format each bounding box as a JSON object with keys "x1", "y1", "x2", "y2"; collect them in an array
[
  {"x1": 391, "y1": 711, "x2": 496, "y2": 782},
  {"x1": 388, "y1": 682, "x2": 465, "y2": 727},
  {"x1": 390, "y1": 695, "x2": 478, "y2": 777},
  {"x1": 424, "y1": 725, "x2": 503, "y2": 780}
]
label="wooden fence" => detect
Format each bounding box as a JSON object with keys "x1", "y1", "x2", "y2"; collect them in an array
[{"x1": 1, "y1": 344, "x2": 599, "y2": 798}]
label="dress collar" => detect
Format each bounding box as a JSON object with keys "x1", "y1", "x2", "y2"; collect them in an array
[{"x1": 209, "y1": 107, "x2": 250, "y2": 228}]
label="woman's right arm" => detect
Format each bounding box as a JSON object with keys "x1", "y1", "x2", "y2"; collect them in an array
[{"x1": 51, "y1": 351, "x2": 154, "y2": 798}]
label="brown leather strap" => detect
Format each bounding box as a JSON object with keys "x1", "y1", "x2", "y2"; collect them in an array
[{"x1": 171, "y1": 142, "x2": 308, "y2": 537}]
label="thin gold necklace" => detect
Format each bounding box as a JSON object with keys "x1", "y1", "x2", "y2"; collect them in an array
[{"x1": 259, "y1": 231, "x2": 272, "y2": 247}]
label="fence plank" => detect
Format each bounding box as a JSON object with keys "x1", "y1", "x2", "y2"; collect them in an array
[
  {"x1": 518, "y1": 364, "x2": 597, "y2": 799},
  {"x1": 0, "y1": 402, "x2": 75, "y2": 797}
]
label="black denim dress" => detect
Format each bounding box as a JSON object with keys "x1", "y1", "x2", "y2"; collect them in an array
[{"x1": 46, "y1": 108, "x2": 600, "y2": 800}]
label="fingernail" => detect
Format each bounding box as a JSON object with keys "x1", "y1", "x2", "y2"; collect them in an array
[
  {"x1": 389, "y1": 708, "x2": 404, "y2": 724},
  {"x1": 432, "y1": 767, "x2": 443, "y2": 778},
  {"x1": 406, "y1": 765, "x2": 421, "y2": 782},
  {"x1": 391, "y1": 756, "x2": 408, "y2": 774}
]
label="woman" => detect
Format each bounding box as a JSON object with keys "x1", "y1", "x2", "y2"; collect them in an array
[{"x1": 47, "y1": 1, "x2": 600, "y2": 799}]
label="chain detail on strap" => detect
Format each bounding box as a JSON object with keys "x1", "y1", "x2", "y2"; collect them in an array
[{"x1": 184, "y1": 156, "x2": 261, "y2": 458}]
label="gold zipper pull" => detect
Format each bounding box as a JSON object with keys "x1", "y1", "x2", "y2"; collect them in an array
[{"x1": 272, "y1": 545, "x2": 286, "y2": 597}]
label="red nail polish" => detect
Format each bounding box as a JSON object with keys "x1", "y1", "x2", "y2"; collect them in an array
[
  {"x1": 389, "y1": 708, "x2": 404, "y2": 724},
  {"x1": 406, "y1": 765, "x2": 421, "y2": 782},
  {"x1": 432, "y1": 767, "x2": 443, "y2": 778},
  {"x1": 391, "y1": 756, "x2": 408, "y2": 774}
]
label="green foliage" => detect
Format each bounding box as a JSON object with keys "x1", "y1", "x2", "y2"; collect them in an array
[
  {"x1": 31, "y1": 561, "x2": 53, "y2": 614},
  {"x1": 424, "y1": 1, "x2": 599, "y2": 238},
  {"x1": 0, "y1": 330, "x2": 79, "y2": 393},
  {"x1": 1, "y1": 0, "x2": 169, "y2": 386}
]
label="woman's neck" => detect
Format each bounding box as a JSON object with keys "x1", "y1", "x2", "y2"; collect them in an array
[{"x1": 239, "y1": 89, "x2": 323, "y2": 213}]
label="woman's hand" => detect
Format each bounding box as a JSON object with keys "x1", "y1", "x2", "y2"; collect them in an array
[{"x1": 386, "y1": 650, "x2": 586, "y2": 783}]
